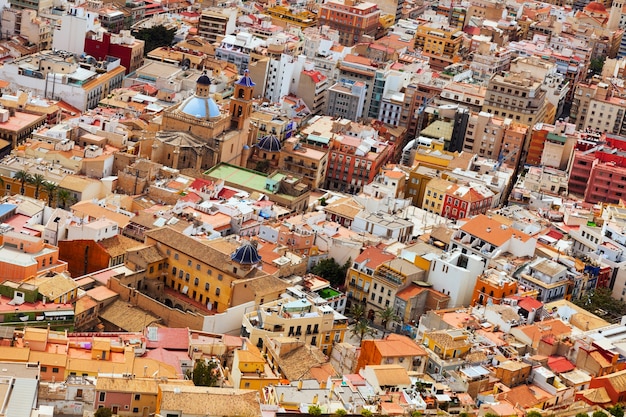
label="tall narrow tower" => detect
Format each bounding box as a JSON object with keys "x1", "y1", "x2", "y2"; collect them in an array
[
  {"x1": 608, "y1": 0, "x2": 624, "y2": 30},
  {"x1": 229, "y1": 70, "x2": 255, "y2": 130}
]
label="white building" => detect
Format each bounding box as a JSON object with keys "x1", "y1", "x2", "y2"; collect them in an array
[
  {"x1": 52, "y1": 6, "x2": 102, "y2": 55},
  {"x1": 427, "y1": 250, "x2": 485, "y2": 308},
  {"x1": 352, "y1": 211, "x2": 414, "y2": 243}
]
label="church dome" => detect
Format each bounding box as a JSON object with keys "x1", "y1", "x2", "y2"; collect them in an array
[
  {"x1": 257, "y1": 134, "x2": 281, "y2": 152},
  {"x1": 231, "y1": 241, "x2": 262, "y2": 265},
  {"x1": 197, "y1": 74, "x2": 212, "y2": 85},
  {"x1": 180, "y1": 95, "x2": 221, "y2": 119},
  {"x1": 585, "y1": 1, "x2": 607, "y2": 12}
]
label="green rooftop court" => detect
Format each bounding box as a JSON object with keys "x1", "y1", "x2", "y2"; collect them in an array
[
  {"x1": 204, "y1": 163, "x2": 286, "y2": 193},
  {"x1": 317, "y1": 288, "x2": 341, "y2": 299}
]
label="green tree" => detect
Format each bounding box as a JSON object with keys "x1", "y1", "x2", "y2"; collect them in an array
[
  {"x1": 94, "y1": 408, "x2": 113, "y2": 417},
  {"x1": 573, "y1": 288, "x2": 626, "y2": 322},
  {"x1": 311, "y1": 257, "x2": 350, "y2": 288},
  {"x1": 376, "y1": 306, "x2": 400, "y2": 336},
  {"x1": 484, "y1": 413, "x2": 499, "y2": 417},
  {"x1": 308, "y1": 405, "x2": 322, "y2": 416},
  {"x1": 57, "y1": 188, "x2": 73, "y2": 209},
  {"x1": 186, "y1": 359, "x2": 220, "y2": 387},
  {"x1": 29, "y1": 173, "x2": 45, "y2": 199},
  {"x1": 593, "y1": 411, "x2": 608, "y2": 417},
  {"x1": 350, "y1": 319, "x2": 377, "y2": 343},
  {"x1": 42, "y1": 181, "x2": 57, "y2": 207},
  {"x1": 134, "y1": 25, "x2": 177, "y2": 56},
  {"x1": 361, "y1": 409, "x2": 373, "y2": 417},
  {"x1": 349, "y1": 302, "x2": 366, "y2": 323},
  {"x1": 411, "y1": 411, "x2": 423, "y2": 417},
  {"x1": 335, "y1": 409, "x2": 347, "y2": 417},
  {"x1": 590, "y1": 57, "x2": 605, "y2": 77},
  {"x1": 608, "y1": 405, "x2": 625, "y2": 417},
  {"x1": 527, "y1": 411, "x2": 543, "y2": 417},
  {"x1": 576, "y1": 413, "x2": 590, "y2": 417},
  {"x1": 254, "y1": 160, "x2": 270, "y2": 173},
  {"x1": 14, "y1": 170, "x2": 31, "y2": 195}
]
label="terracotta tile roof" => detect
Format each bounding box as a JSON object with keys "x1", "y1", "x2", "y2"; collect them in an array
[
  {"x1": 371, "y1": 334, "x2": 427, "y2": 357},
  {"x1": 274, "y1": 342, "x2": 336, "y2": 381},
  {"x1": 99, "y1": 299, "x2": 161, "y2": 332},
  {"x1": 158, "y1": 385, "x2": 261, "y2": 417},
  {"x1": 459, "y1": 214, "x2": 532, "y2": 246},
  {"x1": 496, "y1": 384, "x2": 551, "y2": 409},
  {"x1": 579, "y1": 387, "x2": 612, "y2": 404},
  {"x1": 98, "y1": 234, "x2": 143, "y2": 258},
  {"x1": 354, "y1": 246, "x2": 395, "y2": 269},
  {"x1": 424, "y1": 330, "x2": 469, "y2": 349},
  {"x1": 367, "y1": 364, "x2": 411, "y2": 386},
  {"x1": 518, "y1": 319, "x2": 571, "y2": 342},
  {"x1": 395, "y1": 284, "x2": 427, "y2": 301}
]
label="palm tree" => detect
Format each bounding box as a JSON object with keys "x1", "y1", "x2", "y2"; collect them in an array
[
  {"x1": 349, "y1": 302, "x2": 366, "y2": 323},
  {"x1": 42, "y1": 182, "x2": 57, "y2": 207},
  {"x1": 350, "y1": 319, "x2": 376, "y2": 343},
  {"x1": 57, "y1": 188, "x2": 72, "y2": 209},
  {"x1": 13, "y1": 170, "x2": 31, "y2": 195},
  {"x1": 377, "y1": 307, "x2": 400, "y2": 337},
  {"x1": 29, "y1": 174, "x2": 45, "y2": 199}
]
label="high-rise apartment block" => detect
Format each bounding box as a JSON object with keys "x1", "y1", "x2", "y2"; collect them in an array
[{"x1": 318, "y1": 0, "x2": 381, "y2": 46}]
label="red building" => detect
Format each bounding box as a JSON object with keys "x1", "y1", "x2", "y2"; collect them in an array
[
  {"x1": 584, "y1": 368, "x2": 626, "y2": 405},
  {"x1": 318, "y1": 0, "x2": 381, "y2": 46},
  {"x1": 568, "y1": 134, "x2": 626, "y2": 204},
  {"x1": 442, "y1": 184, "x2": 494, "y2": 220},
  {"x1": 84, "y1": 32, "x2": 145, "y2": 75},
  {"x1": 325, "y1": 133, "x2": 393, "y2": 193}
]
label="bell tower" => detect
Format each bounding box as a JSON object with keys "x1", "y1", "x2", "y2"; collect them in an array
[{"x1": 230, "y1": 70, "x2": 255, "y2": 130}]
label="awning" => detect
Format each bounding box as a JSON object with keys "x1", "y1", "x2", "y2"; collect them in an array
[
  {"x1": 182, "y1": 286, "x2": 189, "y2": 295},
  {"x1": 44, "y1": 311, "x2": 74, "y2": 317}
]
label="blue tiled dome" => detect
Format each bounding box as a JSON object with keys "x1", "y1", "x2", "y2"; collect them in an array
[
  {"x1": 180, "y1": 96, "x2": 221, "y2": 119},
  {"x1": 231, "y1": 242, "x2": 262, "y2": 265},
  {"x1": 236, "y1": 70, "x2": 256, "y2": 87},
  {"x1": 257, "y1": 134, "x2": 281, "y2": 152}
]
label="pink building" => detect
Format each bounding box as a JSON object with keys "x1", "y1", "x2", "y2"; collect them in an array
[{"x1": 568, "y1": 134, "x2": 626, "y2": 204}]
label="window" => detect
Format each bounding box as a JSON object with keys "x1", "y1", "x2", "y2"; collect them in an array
[
  {"x1": 196, "y1": 264, "x2": 201, "y2": 271},
  {"x1": 133, "y1": 408, "x2": 139, "y2": 413},
  {"x1": 174, "y1": 253, "x2": 179, "y2": 260},
  {"x1": 194, "y1": 278, "x2": 199, "y2": 286},
  {"x1": 172, "y1": 267, "x2": 177, "y2": 275},
  {"x1": 205, "y1": 283, "x2": 210, "y2": 291},
  {"x1": 187, "y1": 260, "x2": 192, "y2": 267},
  {"x1": 218, "y1": 274, "x2": 223, "y2": 281},
  {"x1": 185, "y1": 273, "x2": 190, "y2": 282},
  {"x1": 99, "y1": 392, "x2": 105, "y2": 402},
  {"x1": 41, "y1": 366, "x2": 47, "y2": 372},
  {"x1": 52, "y1": 368, "x2": 59, "y2": 373},
  {"x1": 216, "y1": 288, "x2": 221, "y2": 296},
  {"x1": 135, "y1": 394, "x2": 141, "y2": 400}
]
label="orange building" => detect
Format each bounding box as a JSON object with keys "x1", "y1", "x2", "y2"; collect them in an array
[
  {"x1": 356, "y1": 334, "x2": 428, "y2": 373},
  {"x1": 0, "y1": 231, "x2": 67, "y2": 282},
  {"x1": 471, "y1": 270, "x2": 517, "y2": 306}
]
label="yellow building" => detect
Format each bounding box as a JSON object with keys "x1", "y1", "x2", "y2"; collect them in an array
[
  {"x1": 144, "y1": 227, "x2": 282, "y2": 313},
  {"x1": 94, "y1": 376, "x2": 194, "y2": 416},
  {"x1": 414, "y1": 23, "x2": 465, "y2": 70},
  {"x1": 422, "y1": 177, "x2": 455, "y2": 214},
  {"x1": 241, "y1": 294, "x2": 348, "y2": 355},
  {"x1": 346, "y1": 246, "x2": 395, "y2": 305},
  {"x1": 422, "y1": 329, "x2": 471, "y2": 360},
  {"x1": 230, "y1": 343, "x2": 281, "y2": 392},
  {"x1": 407, "y1": 163, "x2": 440, "y2": 207},
  {"x1": 267, "y1": 5, "x2": 318, "y2": 28}
]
